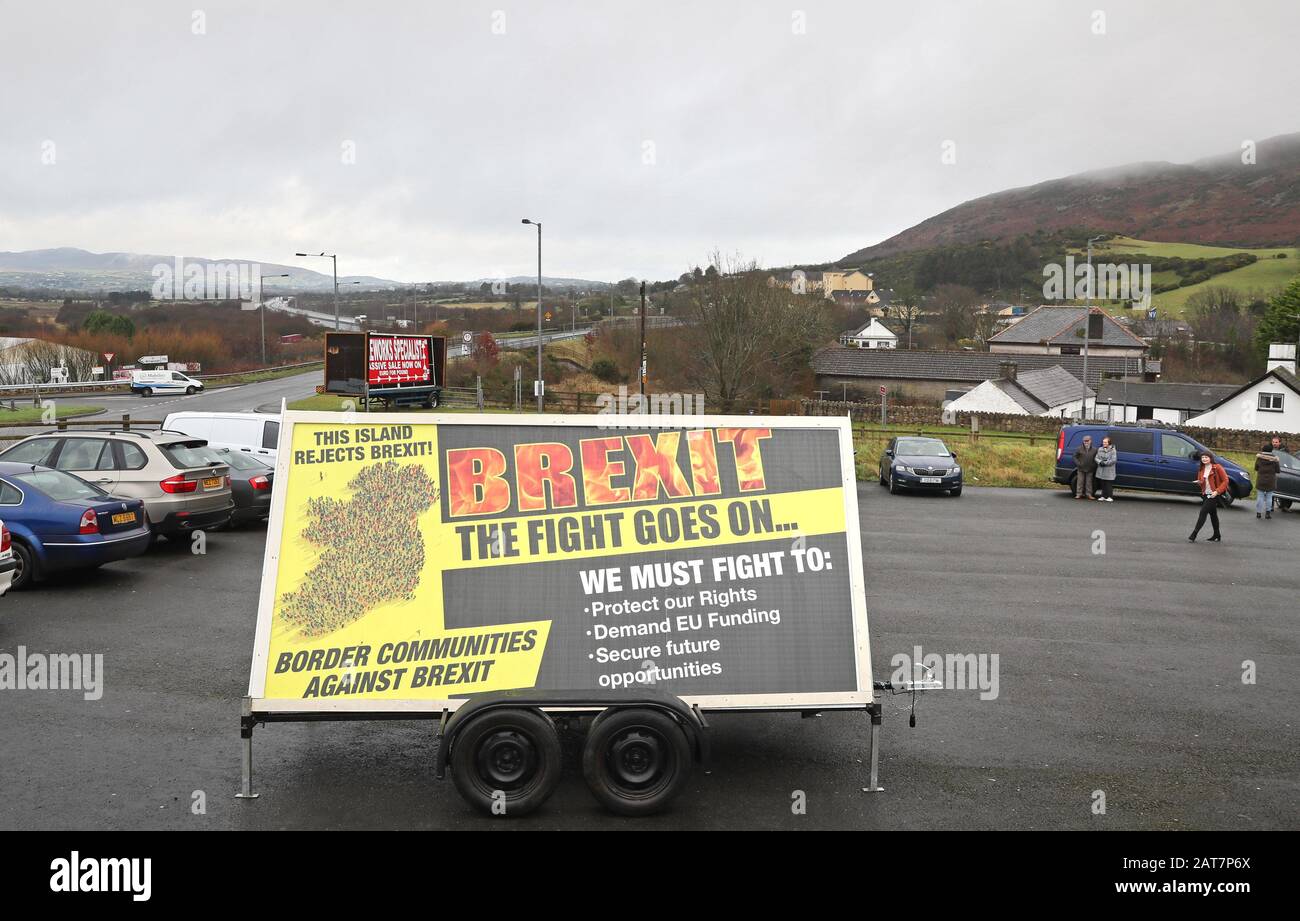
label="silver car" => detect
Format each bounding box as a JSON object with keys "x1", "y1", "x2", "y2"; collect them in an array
[{"x1": 0, "y1": 430, "x2": 234, "y2": 539}]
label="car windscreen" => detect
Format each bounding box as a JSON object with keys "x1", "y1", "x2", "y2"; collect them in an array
[
  {"x1": 895, "y1": 438, "x2": 950, "y2": 457},
  {"x1": 205, "y1": 449, "x2": 268, "y2": 471},
  {"x1": 13, "y1": 469, "x2": 107, "y2": 501},
  {"x1": 159, "y1": 440, "x2": 220, "y2": 469}
]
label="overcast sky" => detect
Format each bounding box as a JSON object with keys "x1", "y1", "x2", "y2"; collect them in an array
[{"x1": 2, "y1": 0, "x2": 1297, "y2": 283}]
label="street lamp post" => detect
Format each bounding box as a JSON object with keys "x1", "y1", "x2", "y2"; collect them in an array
[
  {"x1": 522, "y1": 219, "x2": 543, "y2": 411},
  {"x1": 295, "y1": 251, "x2": 339, "y2": 329},
  {"x1": 258, "y1": 273, "x2": 289, "y2": 367},
  {"x1": 1082, "y1": 235, "x2": 1106, "y2": 420}
]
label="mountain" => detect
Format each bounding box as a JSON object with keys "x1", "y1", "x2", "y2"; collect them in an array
[
  {"x1": 0, "y1": 248, "x2": 402, "y2": 292},
  {"x1": 842, "y1": 132, "x2": 1300, "y2": 263}
]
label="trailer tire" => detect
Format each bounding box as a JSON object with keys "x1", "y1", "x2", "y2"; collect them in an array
[
  {"x1": 582, "y1": 707, "x2": 691, "y2": 816},
  {"x1": 450, "y1": 708, "x2": 561, "y2": 817}
]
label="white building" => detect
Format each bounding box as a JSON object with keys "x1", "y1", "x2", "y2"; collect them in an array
[
  {"x1": 1184, "y1": 344, "x2": 1300, "y2": 434},
  {"x1": 945, "y1": 362, "x2": 1094, "y2": 418},
  {"x1": 839, "y1": 317, "x2": 897, "y2": 349}
]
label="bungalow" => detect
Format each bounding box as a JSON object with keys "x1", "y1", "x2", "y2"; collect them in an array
[
  {"x1": 839, "y1": 317, "x2": 898, "y2": 349},
  {"x1": 1184, "y1": 345, "x2": 1300, "y2": 434},
  {"x1": 945, "y1": 363, "x2": 1094, "y2": 418},
  {"x1": 1094, "y1": 380, "x2": 1238, "y2": 425},
  {"x1": 811, "y1": 345, "x2": 1157, "y2": 404}
]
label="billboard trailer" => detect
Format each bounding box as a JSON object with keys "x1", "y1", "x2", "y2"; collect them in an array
[{"x1": 240, "y1": 409, "x2": 939, "y2": 814}]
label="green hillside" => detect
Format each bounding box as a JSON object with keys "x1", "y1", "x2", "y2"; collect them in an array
[{"x1": 1084, "y1": 236, "x2": 1300, "y2": 316}]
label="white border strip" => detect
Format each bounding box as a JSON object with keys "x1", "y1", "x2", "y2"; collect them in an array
[{"x1": 247, "y1": 409, "x2": 873, "y2": 711}]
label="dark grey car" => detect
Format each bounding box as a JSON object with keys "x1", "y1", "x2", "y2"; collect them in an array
[
  {"x1": 204, "y1": 448, "x2": 274, "y2": 525},
  {"x1": 878, "y1": 436, "x2": 963, "y2": 497}
]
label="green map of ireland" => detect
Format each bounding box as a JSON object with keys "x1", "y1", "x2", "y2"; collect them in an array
[{"x1": 279, "y1": 462, "x2": 440, "y2": 637}]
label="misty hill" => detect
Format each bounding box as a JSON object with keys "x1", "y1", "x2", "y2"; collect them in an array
[
  {"x1": 0, "y1": 248, "x2": 399, "y2": 292},
  {"x1": 843, "y1": 132, "x2": 1300, "y2": 263}
]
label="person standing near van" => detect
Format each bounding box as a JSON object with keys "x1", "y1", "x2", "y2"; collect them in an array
[
  {"x1": 1188, "y1": 451, "x2": 1229, "y2": 542},
  {"x1": 1073, "y1": 435, "x2": 1098, "y2": 499},
  {"x1": 1094, "y1": 436, "x2": 1117, "y2": 501},
  {"x1": 1255, "y1": 442, "x2": 1280, "y2": 520}
]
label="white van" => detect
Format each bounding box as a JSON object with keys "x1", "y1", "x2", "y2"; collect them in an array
[
  {"x1": 131, "y1": 369, "x2": 204, "y2": 397},
  {"x1": 162, "y1": 411, "x2": 281, "y2": 462}
]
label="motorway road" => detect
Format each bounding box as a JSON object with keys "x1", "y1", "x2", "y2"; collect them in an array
[{"x1": 2, "y1": 484, "x2": 1296, "y2": 830}]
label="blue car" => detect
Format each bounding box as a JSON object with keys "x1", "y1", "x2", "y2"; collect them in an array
[
  {"x1": 1053, "y1": 424, "x2": 1253, "y2": 504},
  {"x1": 0, "y1": 462, "x2": 152, "y2": 589}
]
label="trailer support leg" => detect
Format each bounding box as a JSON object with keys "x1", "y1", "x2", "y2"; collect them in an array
[
  {"x1": 237, "y1": 699, "x2": 260, "y2": 800},
  {"x1": 865, "y1": 703, "x2": 884, "y2": 793}
]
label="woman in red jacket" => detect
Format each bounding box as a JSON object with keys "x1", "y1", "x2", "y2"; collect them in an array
[{"x1": 1188, "y1": 451, "x2": 1230, "y2": 542}]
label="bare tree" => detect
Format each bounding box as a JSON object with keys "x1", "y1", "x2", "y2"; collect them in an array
[
  {"x1": 887, "y1": 283, "x2": 923, "y2": 349},
  {"x1": 679, "y1": 252, "x2": 833, "y2": 410},
  {"x1": 931, "y1": 283, "x2": 981, "y2": 344}
]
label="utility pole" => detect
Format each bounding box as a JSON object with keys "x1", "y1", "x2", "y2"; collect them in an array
[
  {"x1": 258, "y1": 273, "x2": 289, "y2": 367},
  {"x1": 1082, "y1": 235, "x2": 1105, "y2": 420},
  {"x1": 639, "y1": 281, "x2": 647, "y2": 401}
]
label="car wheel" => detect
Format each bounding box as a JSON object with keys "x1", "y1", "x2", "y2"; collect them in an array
[
  {"x1": 1280, "y1": 498, "x2": 1293, "y2": 511},
  {"x1": 949, "y1": 486, "x2": 962, "y2": 497},
  {"x1": 450, "y1": 708, "x2": 561, "y2": 817},
  {"x1": 10, "y1": 541, "x2": 35, "y2": 590},
  {"x1": 185, "y1": 386, "x2": 196, "y2": 395},
  {"x1": 582, "y1": 708, "x2": 692, "y2": 816},
  {"x1": 878, "y1": 466, "x2": 887, "y2": 487},
  {"x1": 888, "y1": 473, "x2": 899, "y2": 494},
  {"x1": 1218, "y1": 492, "x2": 1235, "y2": 508},
  {"x1": 141, "y1": 387, "x2": 152, "y2": 397}
]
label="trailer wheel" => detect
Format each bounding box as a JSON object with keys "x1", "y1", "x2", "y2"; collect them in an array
[
  {"x1": 582, "y1": 707, "x2": 691, "y2": 816},
  {"x1": 450, "y1": 708, "x2": 561, "y2": 817}
]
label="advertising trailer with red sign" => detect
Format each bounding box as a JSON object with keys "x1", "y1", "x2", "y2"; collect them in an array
[{"x1": 324, "y1": 332, "x2": 447, "y2": 409}]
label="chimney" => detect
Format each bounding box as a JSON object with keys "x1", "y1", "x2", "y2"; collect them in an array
[
  {"x1": 999, "y1": 360, "x2": 1018, "y2": 382},
  {"x1": 1266, "y1": 342, "x2": 1297, "y2": 375}
]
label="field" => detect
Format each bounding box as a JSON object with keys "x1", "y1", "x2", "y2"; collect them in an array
[{"x1": 1084, "y1": 236, "x2": 1300, "y2": 316}]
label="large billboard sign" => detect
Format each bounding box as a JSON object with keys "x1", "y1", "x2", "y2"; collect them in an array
[
  {"x1": 248, "y1": 412, "x2": 871, "y2": 715},
  {"x1": 324, "y1": 333, "x2": 445, "y2": 395},
  {"x1": 368, "y1": 334, "x2": 431, "y2": 385}
]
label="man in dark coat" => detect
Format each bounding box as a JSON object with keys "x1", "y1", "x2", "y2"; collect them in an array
[
  {"x1": 1255, "y1": 443, "x2": 1281, "y2": 520},
  {"x1": 1074, "y1": 435, "x2": 1098, "y2": 500}
]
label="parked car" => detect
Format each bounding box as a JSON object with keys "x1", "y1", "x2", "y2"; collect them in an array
[
  {"x1": 878, "y1": 436, "x2": 963, "y2": 496},
  {"x1": 203, "y1": 447, "x2": 274, "y2": 525},
  {"x1": 163, "y1": 411, "x2": 280, "y2": 463},
  {"x1": 0, "y1": 431, "x2": 234, "y2": 539},
  {"x1": 0, "y1": 463, "x2": 151, "y2": 589},
  {"x1": 0, "y1": 521, "x2": 14, "y2": 595},
  {"x1": 131, "y1": 369, "x2": 205, "y2": 397},
  {"x1": 1269, "y1": 449, "x2": 1300, "y2": 511},
  {"x1": 1053, "y1": 424, "x2": 1252, "y2": 504}
]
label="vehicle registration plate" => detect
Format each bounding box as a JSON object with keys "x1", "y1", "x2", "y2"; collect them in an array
[
  {"x1": 921, "y1": 476, "x2": 942, "y2": 484},
  {"x1": 111, "y1": 512, "x2": 136, "y2": 525},
  {"x1": 202, "y1": 477, "x2": 222, "y2": 489}
]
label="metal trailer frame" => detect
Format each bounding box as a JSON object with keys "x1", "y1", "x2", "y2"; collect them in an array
[{"x1": 237, "y1": 690, "x2": 915, "y2": 800}]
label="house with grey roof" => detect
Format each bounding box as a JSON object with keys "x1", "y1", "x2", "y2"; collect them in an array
[
  {"x1": 1184, "y1": 345, "x2": 1300, "y2": 435},
  {"x1": 1094, "y1": 379, "x2": 1239, "y2": 424},
  {"x1": 944, "y1": 363, "x2": 1094, "y2": 418},
  {"x1": 988, "y1": 306, "x2": 1149, "y2": 358},
  {"x1": 811, "y1": 345, "x2": 1154, "y2": 404}
]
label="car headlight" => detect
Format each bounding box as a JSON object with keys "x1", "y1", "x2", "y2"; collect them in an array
[
  {"x1": 895, "y1": 465, "x2": 910, "y2": 474},
  {"x1": 951, "y1": 465, "x2": 961, "y2": 474}
]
